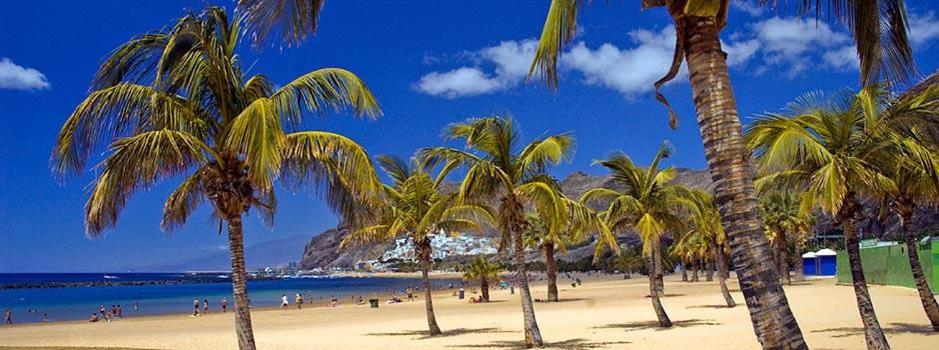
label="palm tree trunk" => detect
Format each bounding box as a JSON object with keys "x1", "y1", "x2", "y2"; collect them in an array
[
  {"x1": 706, "y1": 258, "x2": 714, "y2": 282},
  {"x1": 226, "y1": 215, "x2": 256, "y2": 350},
  {"x1": 507, "y1": 197, "x2": 543, "y2": 348},
  {"x1": 481, "y1": 277, "x2": 490, "y2": 302},
  {"x1": 720, "y1": 247, "x2": 731, "y2": 279},
  {"x1": 653, "y1": 239, "x2": 665, "y2": 293},
  {"x1": 794, "y1": 241, "x2": 805, "y2": 282},
  {"x1": 711, "y1": 240, "x2": 736, "y2": 307},
  {"x1": 777, "y1": 230, "x2": 791, "y2": 285},
  {"x1": 898, "y1": 200, "x2": 939, "y2": 331},
  {"x1": 647, "y1": 254, "x2": 672, "y2": 327},
  {"x1": 681, "y1": 261, "x2": 689, "y2": 282},
  {"x1": 680, "y1": 14, "x2": 806, "y2": 348},
  {"x1": 418, "y1": 239, "x2": 442, "y2": 336},
  {"x1": 841, "y1": 200, "x2": 890, "y2": 349},
  {"x1": 692, "y1": 260, "x2": 700, "y2": 282},
  {"x1": 545, "y1": 242, "x2": 559, "y2": 302}
]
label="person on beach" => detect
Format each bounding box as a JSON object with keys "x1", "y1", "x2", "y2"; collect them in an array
[
  {"x1": 295, "y1": 294, "x2": 303, "y2": 309},
  {"x1": 281, "y1": 294, "x2": 289, "y2": 309},
  {"x1": 3, "y1": 308, "x2": 12, "y2": 325},
  {"x1": 134, "y1": 300, "x2": 139, "y2": 311},
  {"x1": 406, "y1": 287, "x2": 414, "y2": 302},
  {"x1": 330, "y1": 295, "x2": 337, "y2": 307},
  {"x1": 221, "y1": 298, "x2": 228, "y2": 312},
  {"x1": 88, "y1": 313, "x2": 98, "y2": 322},
  {"x1": 42, "y1": 313, "x2": 49, "y2": 322},
  {"x1": 117, "y1": 304, "x2": 123, "y2": 318},
  {"x1": 192, "y1": 298, "x2": 200, "y2": 317},
  {"x1": 111, "y1": 305, "x2": 117, "y2": 317},
  {"x1": 203, "y1": 299, "x2": 209, "y2": 314}
]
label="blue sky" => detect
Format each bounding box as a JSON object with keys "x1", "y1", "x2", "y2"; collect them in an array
[{"x1": 1, "y1": 1, "x2": 938, "y2": 272}]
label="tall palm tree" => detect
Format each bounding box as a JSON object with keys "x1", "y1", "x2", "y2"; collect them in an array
[
  {"x1": 581, "y1": 144, "x2": 690, "y2": 328},
  {"x1": 746, "y1": 88, "x2": 899, "y2": 349},
  {"x1": 463, "y1": 255, "x2": 503, "y2": 302},
  {"x1": 419, "y1": 116, "x2": 579, "y2": 348},
  {"x1": 874, "y1": 73, "x2": 939, "y2": 331},
  {"x1": 528, "y1": 1, "x2": 916, "y2": 347},
  {"x1": 676, "y1": 189, "x2": 737, "y2": 307},
  {"x1": 341, "y1": 155, "x2": 494, "y2": 336},
  {"x1": 51, "y1": 8, "x2": 381, "y2": 350}
]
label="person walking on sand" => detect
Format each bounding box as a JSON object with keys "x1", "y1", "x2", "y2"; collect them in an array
[
  {"x1": 203, "y1": 299, "x2": 209, "y2": 314},
  {"x1": 117, "y1": 304, "x2": 123, "y2": 318},
  {"x1": 295, "y1": 294, "x2": 303, "y2": 309},
  {"x1": 3, "y1": 308, "x2": 12, "y2": 325},
  {"x1": 192, "y1": 298, "x2": 200, "y2": 317},
  {"x1": 281, "y1": 294, "x2": 289, "y2": 309},
  {"x1": 221, "y1": 298, "x2": 228, "y2": 313},
  {"x1": 406, "y1": 287, "x2": 414, "y2": 302}
]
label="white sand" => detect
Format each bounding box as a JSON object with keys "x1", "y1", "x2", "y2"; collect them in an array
[{"x1": 0, "y1": 275, "x2": 935, "y2": 349}]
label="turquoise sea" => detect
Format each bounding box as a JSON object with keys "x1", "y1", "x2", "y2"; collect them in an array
[{"x1": 0, "y1": 273, "x2": 460, "y2": 324}]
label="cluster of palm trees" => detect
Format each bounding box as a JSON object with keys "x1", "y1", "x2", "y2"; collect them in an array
[
  {"x1": 52, "y1": 0, "x2": 936, "y2": 349},
  {"x1": 746, "y1": 82, "x2": 939, "y2": 349}
]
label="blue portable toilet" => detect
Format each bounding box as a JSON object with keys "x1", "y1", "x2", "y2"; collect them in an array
[
  {"x1": 802, "y1": 252, "x2": 818, "y2": 276},
  {"x1": 816, "y1": 248, "x2": 838, "y2": 276}
]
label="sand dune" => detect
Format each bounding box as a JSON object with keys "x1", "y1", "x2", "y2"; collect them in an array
[{"x1": 0, "y1": 275, "x2": 935, "y2": 349}]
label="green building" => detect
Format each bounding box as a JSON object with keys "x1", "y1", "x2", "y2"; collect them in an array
[{"x1": 836, "y1": 239, "x2": 939, "y2": 292}]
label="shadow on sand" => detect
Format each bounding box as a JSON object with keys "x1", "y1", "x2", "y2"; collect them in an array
[
  {"x1": 686, "y1": 304, "x2": 736, "y2": 309},
  {"x1": 810, "y1": 322, "x2": 937, "y2": 338},
  {"x1": 366, "y1": 327, "x2": 511, "y2": 340},
  {"x1": 447, "y1": 338, "x2": 631, "y2": 349},
  {"x1": 534, "y1": 298, "x2": 588, "y2": 303},
  {"x1": 593, "y1": 318, "x2": 720, "y2": 332}
]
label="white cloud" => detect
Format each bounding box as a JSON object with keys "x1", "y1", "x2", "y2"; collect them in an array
[
  {"x1": 724, "y1": 39, "x2": 761, "y2": 67},
  {"x1": 751, "y1": 17, "x2": 852, "y2": 75},
  {"x1": 560, "y1": 27, "x2": 681, "y2": 96},
  {"x1": 732, "y1": 0, "x2": 765, "y2": 17},
  {"x1": 416, "y1": 40, "x2": 537, "y2": 98},
  {"x1": 909, "y1": 11, "x2": 939, "y2": 48},
  {"x1": 0, "y1": 58, "x2": 50, "y2": 91},
  {"x1": 822, "y1": 46, "x2": 859, "y2": 70}
]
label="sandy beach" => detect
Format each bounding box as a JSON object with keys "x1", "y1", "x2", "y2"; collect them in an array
[{"x1": 0, "y1": 275, "x2": 935, "y2": 350}]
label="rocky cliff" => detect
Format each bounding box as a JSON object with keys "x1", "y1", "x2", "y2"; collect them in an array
[{"x1": 298, "y1": 168, "x2": 939, "y2": 269}]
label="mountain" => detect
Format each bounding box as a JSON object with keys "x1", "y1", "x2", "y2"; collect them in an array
[
  {"x1": 299, "y1": 169, "x2": 713, "y2": 269},
  {"x1": 133, "y1": 234, "x2": 310, "y2": 272}
]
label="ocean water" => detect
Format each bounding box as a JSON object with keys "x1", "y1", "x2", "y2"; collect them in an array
[{"x1": 0, "y1": 273, "x2": 460, "y2": 324}]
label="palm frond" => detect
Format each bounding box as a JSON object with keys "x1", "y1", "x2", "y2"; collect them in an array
[
  {"x1": 224, "y1": 98, "x2": 287, "y2": 192},
  {"x1": 271, "y1": 68, "x2": 382, "y2": 129},
  {"x1": 529, "y1": 0, "x2": 579, "y2": 88},
  {"x1": 237, "y1": 0, "x2": 325, "y2": 47}
]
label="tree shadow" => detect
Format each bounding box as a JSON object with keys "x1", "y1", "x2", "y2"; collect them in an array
[
  {"x1": 448, "y1": 338, "x2": 631, "y2": 349},
  {"x1": 534, "y1": 298, "x2": 588, "y2": 303},
  {"x1": 593, "y1": 318, "x2": 720, "y2": 332},
  {"x1": 810, "y1": 322, "x2": 936, "y2": 338},
  {"x1": 686, "y1": 304, "x2": 735, "y2": 309},
  {"x1": 367, "y1": 327, "x2": 511, "y2": 339},
  {"x1": 643, "y1": 294, "x2": 687, "y2": 298}
]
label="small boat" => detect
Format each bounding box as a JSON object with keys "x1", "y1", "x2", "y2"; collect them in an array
[
  {"x1": 216, "y1": 274, "x2": 229, "y2": 278},
  {"x1": 103, "y1": 275, "x2": 119, "y2": 279}
]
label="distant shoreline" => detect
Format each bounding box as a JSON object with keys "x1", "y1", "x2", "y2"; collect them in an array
[{"x1": 0, "y1": 271, "x2": 464, "y2": 290}]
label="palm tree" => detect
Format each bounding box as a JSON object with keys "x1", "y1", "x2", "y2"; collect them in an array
[
  {"x1": 524, "y1": 204, "x2": 615, "y2": 302},
  {"x1": 875, "y1": 73, "x2": 939, "y2": 331},
  {"x1": 528, "y1": 1, "x2": 916, "y2": 346},
  {"x1": 676, "y1": 189, "x2": 736, "y2": 307},
  {"x1": 581, "y1": 144, "x2": 690, "y2": 328},
  {"x1": 759, "y1": 192, "x2": 803, "y2": 285},
  {"x1": 419, "y1": 116, "x2": 578, "y2": 348},
  {"x1": 51, "y1": 8, "x2": 381, "y2": 350},
  {"x1": 463, "y1": 256, "x2": 503, "y2": 302},
  {"x1": 341, "y1": 155, "x2": 494, "y2": 336},
  {"x1": 746, "y1": 88, "x2": 899, "y2": 349}
]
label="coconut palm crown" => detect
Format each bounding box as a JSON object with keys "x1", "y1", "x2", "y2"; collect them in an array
[
  {"x1": 51, "y1": 7, "x2": 381, "y2": 350},
  {"x1": 419, "y1": 116, "x2": 604, "y2": 348},
  {"x1": 341, "y1": 154, "x2": 496, "y2": 335}
]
